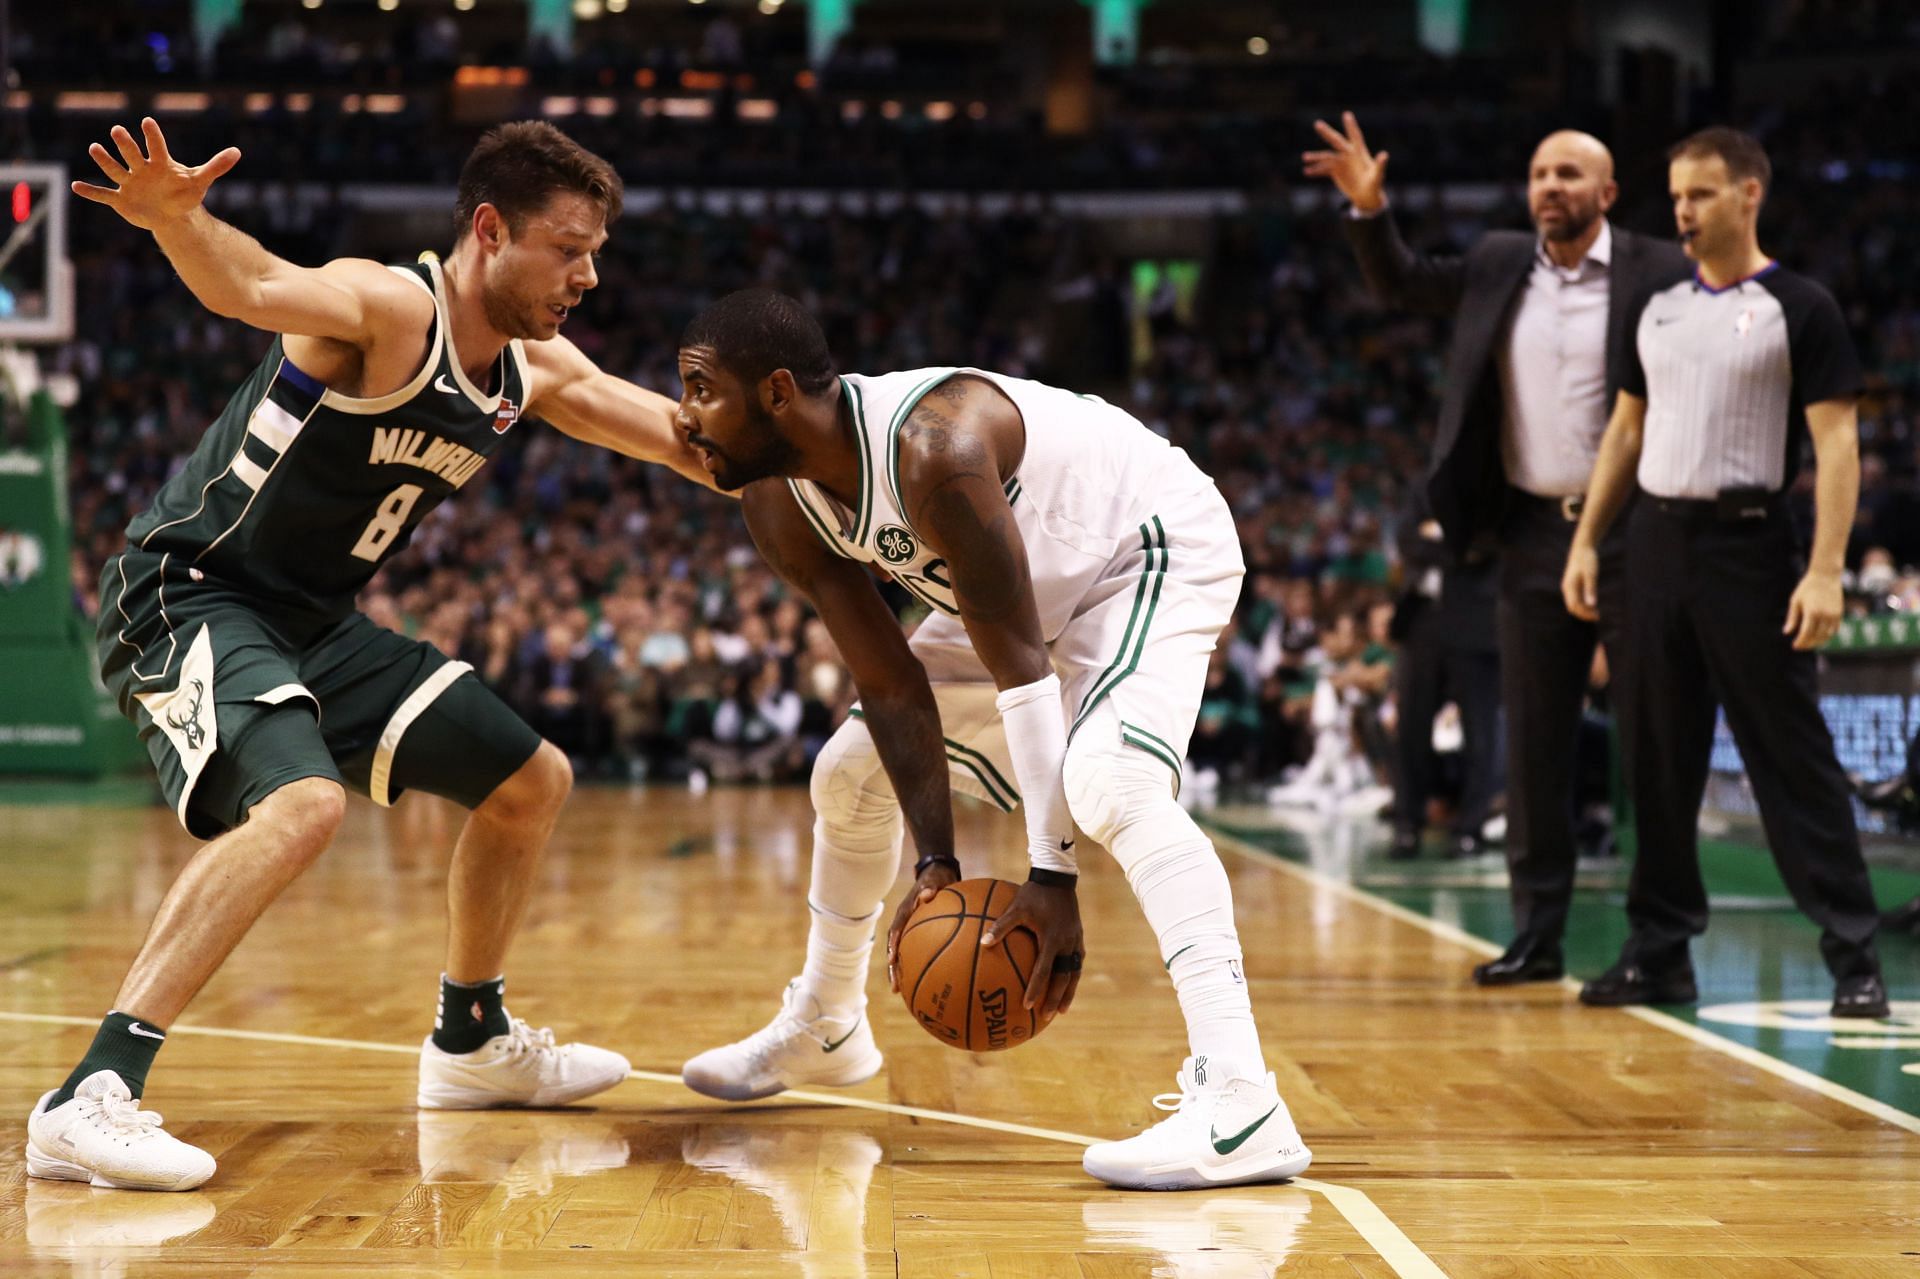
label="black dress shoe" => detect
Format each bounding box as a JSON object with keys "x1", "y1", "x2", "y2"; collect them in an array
[
  {"x1": 1578, "y1": 960, "x2": 1698, "y2": 1007},
  {"x1": 1387, "y1": 829, "x2": 1421, "y2": 861},
  {"x1": 1832, "y1": 972, "x2": 1891, "y2": 1019},
  {"x1": 1471, "y1": 940, "x2": 1564, "y2": 986}
]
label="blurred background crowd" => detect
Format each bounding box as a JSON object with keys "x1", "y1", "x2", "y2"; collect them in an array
[{"x1": 10, "y1": 0, "x2": 1920, "y2": 826}]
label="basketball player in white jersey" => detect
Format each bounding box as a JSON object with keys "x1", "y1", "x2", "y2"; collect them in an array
[{"x1": 674, "y1": 289, "x2": 1310, "y2": 1190}]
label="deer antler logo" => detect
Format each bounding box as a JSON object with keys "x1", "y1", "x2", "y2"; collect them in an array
[{"x1": 164, "y1": 678, "x2": 208, "y2": 751}]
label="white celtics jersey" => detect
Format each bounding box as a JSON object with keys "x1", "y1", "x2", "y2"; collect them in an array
[{"x1": 786, "y1": 368, "x2": 1215, "y2": 641}]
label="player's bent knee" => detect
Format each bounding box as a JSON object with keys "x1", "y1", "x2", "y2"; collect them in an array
[
  {"x1": 251, "y1": 776, "x2": 347, "y2": 855},
  {"x1": 1064, "y1": 735, "x2": 1177, "y2": 850},
  {"x1": 479, "y1": 741, "x2": 572, "y2": 826},
  {"x1": 810, "y1": 718, "x2": 896, "y2": 841}
]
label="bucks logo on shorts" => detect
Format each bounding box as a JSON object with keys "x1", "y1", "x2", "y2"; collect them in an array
[{"x1": 876, "y1": 524, "x2": 918, "y2": 566}]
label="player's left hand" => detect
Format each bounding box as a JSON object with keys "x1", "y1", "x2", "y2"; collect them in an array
[
  {"x1": 982, "y1": 880, "x2": 1084, "y2": 1018},
  {"x1": 1785, "y1": 568, "x2": 1843, "y2": 651},
  {"x1": 886, "y1": 860, "x2": 961, "y2": 992}
]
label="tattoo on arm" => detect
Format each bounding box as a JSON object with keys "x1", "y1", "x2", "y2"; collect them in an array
[{"x1": 918, "y1": 478, "x2": 1030, "y2": 623}]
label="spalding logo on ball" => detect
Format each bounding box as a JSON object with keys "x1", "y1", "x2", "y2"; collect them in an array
[{"x1": 894, "y1": 878, "x2": 1058, "y2": 1051}]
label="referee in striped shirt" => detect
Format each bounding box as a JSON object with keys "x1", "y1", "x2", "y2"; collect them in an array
[{"x1": 1560, "y1": 127, "x2": 1888, "y2": 1019}]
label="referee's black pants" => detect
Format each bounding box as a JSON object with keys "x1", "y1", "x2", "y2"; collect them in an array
[
  {"x1": 1496, "y1": 496, "x2": 1629, "y2": 949},
  {"x1": 1620, "y1": 499, "x2": 1880, "y2": 979}
]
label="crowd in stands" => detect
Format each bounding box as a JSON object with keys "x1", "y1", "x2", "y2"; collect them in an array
[{"x1": 22, "y1": 33, "x2": 1919, "y2": 816}]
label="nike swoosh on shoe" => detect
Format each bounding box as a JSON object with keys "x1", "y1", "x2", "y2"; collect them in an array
[{"x1": 1210, "y1": 1103, "x2": 1278, "y2": 1155}]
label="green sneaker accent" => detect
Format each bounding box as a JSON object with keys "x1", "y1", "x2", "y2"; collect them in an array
[
  {"x1": 822, "y1": 1020, "x2": 862, "y2": 1053},
  {"x1": 1210, "y1": 1103, "x2": 1278, "y2": 1156}
]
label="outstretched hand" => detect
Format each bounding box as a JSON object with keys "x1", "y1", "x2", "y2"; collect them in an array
[
  {"x1": 72, "y1": 118, "x2": 241, "y2": 232},
  {"x1": 1301, "y1": 111, "x2": 1389, "y2": 213}
]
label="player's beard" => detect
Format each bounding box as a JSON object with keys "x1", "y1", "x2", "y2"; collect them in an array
[
  {"x1": 706, "y1": 400, "x2": 802, "y2": 491},
  {"x1": 482, "y1": 274, "x2": 549, "y2": 341}
]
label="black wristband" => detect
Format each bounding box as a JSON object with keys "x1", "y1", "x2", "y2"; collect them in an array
[
  {"x1": 1027, "y1": 867, "x2": 1078, "y2": 889},
  {"x1": 914, "y1": 853, "x2": 961, "y2": 878}
]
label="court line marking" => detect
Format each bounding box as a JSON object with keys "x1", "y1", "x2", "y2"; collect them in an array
[
  {"x1": 1208, "y1": 826, "x2": 1920, "y2": 1139},
  {"x1": 0, "y1": 1008, "x2": 1446, "y2": 1277}
]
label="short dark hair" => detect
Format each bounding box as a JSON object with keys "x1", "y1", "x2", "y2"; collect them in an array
[
  {"x1": 454, "y1": 121, "x2": 623, "y2": 243},
  {"x1": 1668, "y1": 126, "x2": 1771, "y2": 195},
  {"x1": 682, "y1": 289, "x2": 838, "y2": 397}
]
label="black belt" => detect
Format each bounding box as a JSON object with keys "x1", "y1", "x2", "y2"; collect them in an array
[
  {"x1": 1644, "y1": 492, "x2": 1783, "y2": 524},
  {"x1": 1511, "y1": 490, "x2": 1586, "y2": 523}
]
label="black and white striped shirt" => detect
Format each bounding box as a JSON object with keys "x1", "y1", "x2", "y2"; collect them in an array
[{"x1": 1617, "y1": 264, "x2": 1862, "y2": 499}]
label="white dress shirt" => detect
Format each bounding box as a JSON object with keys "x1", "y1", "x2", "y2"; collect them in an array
[{"x1": 1495, "y1": 220, "x2": 1614, "y2": 497}]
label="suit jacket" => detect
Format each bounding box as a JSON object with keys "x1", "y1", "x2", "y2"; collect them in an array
[{"x1": 1343, "y1": 208, "x2": 1691, "y2": 557}]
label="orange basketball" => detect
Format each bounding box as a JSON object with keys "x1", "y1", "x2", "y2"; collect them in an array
[{"x1": 895, "y1": 877, "x2": 1055, "y2": 1051}]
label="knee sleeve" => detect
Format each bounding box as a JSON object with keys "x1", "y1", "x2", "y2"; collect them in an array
[
  {"x1": 1065, "y1": 728, "x2": 1243, "y2": 968},
  {"x1": 809, "y1": 717, "x2": 905, "y2": 912},
  {"x1": 1064, "y1": 729, "x2": 1180, "y2": 855}
]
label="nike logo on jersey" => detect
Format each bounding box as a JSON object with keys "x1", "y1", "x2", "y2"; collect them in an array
[
  {"x1": 126, "y1": 1022, "x2": 166, "y2": 1040},
  {"x1": 1654, "y1": 316, "x2": 1680, "y2": 326},
  {"x1": 821, "y1": 1020, "x2": 862, "y2": 1053},
  {"x1": 368, "y1": 426, "x2": 488, "y2": 489},
  {"x1": 434, "y1": 374, "x2": 461, "y2": 395},
  {"x1": 1211, "y1": 1103, "x2": 1278, "y2": 1156}
]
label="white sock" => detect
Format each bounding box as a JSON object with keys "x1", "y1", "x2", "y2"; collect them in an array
[
  {"x1": 1116, "y1": 817, "x2": 1267, "y2": 1083},
  {"x1": 794, "y1": 806, "x2": 899, "y2": 1018},
  {"x1": 797, "y1": 900, "x2": 882, "y2": 1017}
]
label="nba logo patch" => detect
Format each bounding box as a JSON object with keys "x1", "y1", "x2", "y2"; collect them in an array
[
  {"x1": 1735, "y1": 308, "x2": 1754, "y2": 339},
  {"x1": 494, "y1": 398, "x2": 519, "y2": 434}
]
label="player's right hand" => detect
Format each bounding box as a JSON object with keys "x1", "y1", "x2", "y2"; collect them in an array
[
  {"x1": 72, "y1": 118, "x2": 241, "y2": 232},
  {"x1": 885, "y1": 860, "x2": 961, "y2": 993},
  {"x1": 1302, "y1": 111, "x2": 1389, "y2": 213},
  {"x1": 981, "y1": 880, "x2": 1084, "y2": 1019}
]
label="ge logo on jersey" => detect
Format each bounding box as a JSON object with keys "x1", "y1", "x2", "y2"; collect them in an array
[{"x1": 876, "y1": 524, "x2": 918, "y2": 566}]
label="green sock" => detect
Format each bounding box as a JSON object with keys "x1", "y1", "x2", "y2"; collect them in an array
[
  {"x1": 50, "y1": 1011, "x2": 167, "y2": 1107},
  {"x1": 433, "y1": 974, "x2": 509, "y2": 1054}
]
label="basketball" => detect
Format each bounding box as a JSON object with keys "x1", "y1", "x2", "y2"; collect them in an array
[{"x1": 895, "y1": 878, "x2": 1055, "y2": 1051}]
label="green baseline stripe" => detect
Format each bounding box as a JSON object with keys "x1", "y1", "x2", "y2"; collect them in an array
[
  {"x1": 884, "y1": 371, "x2": 956, "y2": 513},
  {"x1": 845, "y1": 707, "x2": 1017, "y2": 810}
]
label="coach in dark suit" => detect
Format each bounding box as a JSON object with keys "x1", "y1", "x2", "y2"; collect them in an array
[{"x1": 1305, "y1": 112, "x2": 1690, "y2": 985}]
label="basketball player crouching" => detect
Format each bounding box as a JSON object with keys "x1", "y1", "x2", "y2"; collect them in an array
[
  {"x1": 26, "y1": 119, "x2": 717, "y2": 1191},
  {"x1": 676, "y1": 289, "x2": 1311, "y2": 1191}
]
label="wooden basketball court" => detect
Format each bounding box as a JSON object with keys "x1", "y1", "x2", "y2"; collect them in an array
[{"x1": 0, "y1": 784, "x2": 1915, "y2": 1277}]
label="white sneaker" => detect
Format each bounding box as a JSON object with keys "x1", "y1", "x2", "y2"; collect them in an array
[
  {"x1": 681, "y1": 979, "x2": 882, "y2": 1101},
  {"x1": 25, "y1": 1071, "x2": 216, "y2": 1192},
  {"x1": 417, "y1": 1018, "x2": 631, "y2": 1109},
  {"x1": 1082, "y1": 1056, "x2": 1312, "y2": 1191}
]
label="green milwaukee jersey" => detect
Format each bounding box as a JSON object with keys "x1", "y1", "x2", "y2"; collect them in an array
[{"x1": 124, "y1": 257, "x2": 529, "y2": 620}]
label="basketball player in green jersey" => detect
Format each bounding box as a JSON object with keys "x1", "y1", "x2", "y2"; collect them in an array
[{"x1": 25, "y1": 118, "x2": 713, "y2": 1192}]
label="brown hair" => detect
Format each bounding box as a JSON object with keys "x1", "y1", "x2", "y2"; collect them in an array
[
  {"x1": 1667, "y1": 126, "x2": 1772, "y2": 196},
  {"x1": 454, "y1": 121, "x2": 623, "y2": 243}
]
